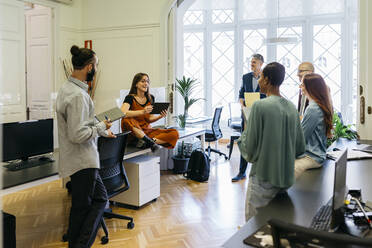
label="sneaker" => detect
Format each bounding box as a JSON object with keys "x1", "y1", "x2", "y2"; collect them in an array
[
  {"x1": 231, "y1": 174, "x2": 246, "y2": 182},
  {"x1": 136, "y1": 139, "x2": 146, "y2": 148},
  {"x1": 150, "y1": 143, "x2": 161, "y2": 152}
]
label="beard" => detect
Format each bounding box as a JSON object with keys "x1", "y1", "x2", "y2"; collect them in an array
[{"x1": 86, "y1": 68, "x2": 95, "y2": 82}]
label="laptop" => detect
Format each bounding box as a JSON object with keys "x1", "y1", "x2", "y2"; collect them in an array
[{"x1": 353, "y1": 144, "x2": 372, "y2": 154}]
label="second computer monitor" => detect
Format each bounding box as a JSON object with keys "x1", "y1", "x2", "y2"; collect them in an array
[{"x1": 331, "y1": 148, "x2": 348, "y2": 230}]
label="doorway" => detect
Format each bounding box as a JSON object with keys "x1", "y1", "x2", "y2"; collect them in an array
[{"x1": 24, "y1": 2, "x2": 54, "y2": 120}]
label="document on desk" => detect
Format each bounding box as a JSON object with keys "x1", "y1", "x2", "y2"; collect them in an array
[
  {"x1": 95, "y1": 107, "x2": 125, "y2": 122},
  {"x1": 244, "y1": 92, "x2": 260, "y2": 107},
  {"x1": 327, "y1": 149, "x2": 372, "y2": 161}
]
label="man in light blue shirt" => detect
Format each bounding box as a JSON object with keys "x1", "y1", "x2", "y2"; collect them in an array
[{"x1": 56, "y1": 45, "x2": 115, "y2": 248}]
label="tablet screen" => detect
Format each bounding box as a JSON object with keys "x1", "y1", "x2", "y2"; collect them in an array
[{"x1": 151, "y1": 102, "x2": 170, "y2": 114}]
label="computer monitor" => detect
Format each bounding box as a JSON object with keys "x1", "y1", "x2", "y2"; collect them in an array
[
  {"x1": 331, "y1": 148, "x2": 348, "y2": 230},
  {"x1": 2, "y1": 119, "x2": 54, "y2": 162}
]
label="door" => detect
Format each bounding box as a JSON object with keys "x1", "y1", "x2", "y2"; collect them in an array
[
  {"x1": 25, "y1": 5, "x2": 53, "y2": 120},
  {"x1": 0, "y1": 0, "x2": 26, "y2": 123}
]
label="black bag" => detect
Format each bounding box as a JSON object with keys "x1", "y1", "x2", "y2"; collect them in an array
[{"x1": 184, "y1": 149, "x2": 210, "y2": 182}]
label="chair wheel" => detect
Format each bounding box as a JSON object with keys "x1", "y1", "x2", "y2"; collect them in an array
[
  {"x1": 62, "y1": 233, "x2": 68, "y2": 242},
  {"x1": 127, "y1": 221, "x2": 135, "y2": 229},
  {"x1": 101, "y1": 236, "x2": 109, "y2": 244}
]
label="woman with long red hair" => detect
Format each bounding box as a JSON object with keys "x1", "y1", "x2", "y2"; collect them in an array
[{"x1": 295, "y1": 73, "x2": 333, "y2": 178}]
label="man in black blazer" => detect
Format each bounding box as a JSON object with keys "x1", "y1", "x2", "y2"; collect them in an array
[{"x1": 232, "y1": 53, "x2": 266, "y2": 182}]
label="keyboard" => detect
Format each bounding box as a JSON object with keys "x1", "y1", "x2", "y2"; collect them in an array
[
  {"x1": 310, "y1": 204, "x2": 332, "y2": 231},
  {"x1": 4, "y1": 157, "x2": 54, "y2": 171}
]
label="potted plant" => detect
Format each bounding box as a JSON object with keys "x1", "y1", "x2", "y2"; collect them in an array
[
  {"x1": 327, "y1": 112, "x2": 359, "y2": 147},
  {"x1": 175, "y1": 76, "x2": 203, "y2": 128},
  {"x1": 172, "y1": 141, "x2": 190, "y2": 174}
]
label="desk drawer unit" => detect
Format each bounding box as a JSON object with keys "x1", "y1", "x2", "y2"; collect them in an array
[{"x1": 112, "y1": 155, "x2": 160, "y2": 207}]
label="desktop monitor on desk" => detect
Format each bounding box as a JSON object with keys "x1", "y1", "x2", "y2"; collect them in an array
[
  {"x1": 331, "y1": 148, "x2": 348, "y2": 230},
  {"x1": 2, "y1": 119, "x2": 54, "y2": 163}
]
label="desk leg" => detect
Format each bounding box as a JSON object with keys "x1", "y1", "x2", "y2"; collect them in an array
[{"x1": 200, "y1": 133, "x2": 205, "y2": 150}]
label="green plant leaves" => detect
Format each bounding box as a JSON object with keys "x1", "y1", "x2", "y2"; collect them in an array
[
  {"x1": 175, "y1": 76, "x2": 204, "y2": 123},
  {"x1": 327, "y1": 113, "x2": 358, "y2": 147}
]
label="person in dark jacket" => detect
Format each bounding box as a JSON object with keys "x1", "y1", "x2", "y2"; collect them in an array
[{"x1": 232, "y1": 53, "x2": 266, "y2": 182}]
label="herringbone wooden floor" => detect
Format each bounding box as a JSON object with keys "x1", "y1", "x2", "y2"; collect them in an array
[{"x1": 2, "y1": 144, "x2": 249, "y2": 248}]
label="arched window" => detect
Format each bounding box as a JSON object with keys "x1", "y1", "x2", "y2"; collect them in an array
[{"x1": 177, "y1": 0, "x2": 358, "y2": 125}]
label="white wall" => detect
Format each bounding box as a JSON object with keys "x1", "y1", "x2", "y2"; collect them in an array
[
  {"x1": 358, "y1": 0, "x2": 372, "y2": 139},
  {"x1": 57, "y1": 0, "x2": 83, "y2": 90},
  {"x1": 79, "y1": 0, "x2": 173, "y2": 113}
]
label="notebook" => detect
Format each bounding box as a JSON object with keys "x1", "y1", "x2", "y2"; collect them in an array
[
  {"x1": 244, "y1": 92, "x2": 260, "y2": 107},
  {"x1": 95, "y1": 107, "x2": 125, "y2": 122}
]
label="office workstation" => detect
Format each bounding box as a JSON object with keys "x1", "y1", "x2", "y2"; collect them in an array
[{"x1": 2, "y1": 0, "x2": 372, "y2": 247}]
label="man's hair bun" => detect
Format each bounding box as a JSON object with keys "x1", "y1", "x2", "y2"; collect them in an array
[{"x1": 70, "y1": 45, "x2": 81, "y2": 56}]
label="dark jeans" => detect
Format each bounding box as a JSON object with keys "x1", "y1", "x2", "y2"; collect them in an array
[
  {"x1": 68, "y1": 168, "x2": 108, "y2": 248},
  {"x1": 238, "y1": 156, "x2": 248, "y2": 176},
  {"x1": 238, "y1": 115, "x2": 248, "y2": 176}
]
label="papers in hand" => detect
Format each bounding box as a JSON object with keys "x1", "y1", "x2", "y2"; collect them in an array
[
  {"x1": 95, "y1": 107, "x2": 125, "y2": 122},
  {"x1": 244, "y1": 92, "x2": 260, "y2": 107},
  {"x1": 327, "y1": 149, "x2": 372, "y2": 160}
]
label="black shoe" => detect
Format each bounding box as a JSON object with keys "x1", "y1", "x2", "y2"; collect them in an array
[
  {"x1": 142, "y1": 135, "x2": 161, "y2": 152},
  {"x1": 231, "y1": 174, "x2": 246, "y2": 182}
]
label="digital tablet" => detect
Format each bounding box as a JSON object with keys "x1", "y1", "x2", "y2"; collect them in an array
[
  {"x1": 95, "y1": 107, "x2": 126, "y2": 122},
  {"x1": 151, "y1": 102, "x2": 170, "y2": 114}
]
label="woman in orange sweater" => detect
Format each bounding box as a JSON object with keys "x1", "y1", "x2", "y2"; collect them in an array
[{"x1": 121, "y1": 73, "x2": 179, "y2": 152}]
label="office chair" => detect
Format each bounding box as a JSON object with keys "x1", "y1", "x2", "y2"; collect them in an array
[
  {"x1": 97, "y1": 131, "x2": 134, "y2": 244},
  {"x1": 227, "y1": 102, "x2": 242, "y2": 132},
  {"x1": 227, "y1": 102, "x2": 242, "y2": 159},
  {"x1": 62, "y1": 131, "x2": 134, "y2": 245},
  {"x1": 268, "y1": 218, "x2": 372, "y2": 248},
  {"x1": 205, "y1": 107, "x2": 228, "y2": 160}
]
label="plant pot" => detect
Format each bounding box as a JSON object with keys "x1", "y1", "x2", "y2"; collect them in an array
[{"x1": 172, "y1": 156, "x2": 190, "y2": 174}]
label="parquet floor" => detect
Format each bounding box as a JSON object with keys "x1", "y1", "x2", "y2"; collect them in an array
[{"x1": 2, "y1": 143, "x2": 249, "y2": 248}]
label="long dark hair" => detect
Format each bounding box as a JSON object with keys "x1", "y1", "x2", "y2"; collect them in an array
[
  {"x1": 128, "y1": 73, "x2": 152, "y2": 103},
  {"x1": 303, "y1": 73, "x2": 333, "y2": 137},
  {"x1": 70, "y1": 45, "x2": 96, "y2": 70}
]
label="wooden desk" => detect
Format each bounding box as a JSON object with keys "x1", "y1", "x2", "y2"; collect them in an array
[{"x1": 223, "y1": 139, "x2": 372, "y2": 247}]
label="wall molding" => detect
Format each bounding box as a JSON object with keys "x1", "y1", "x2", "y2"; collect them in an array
[{"x1": 60, "y1": 23, "x2": 160, "y2": 33}]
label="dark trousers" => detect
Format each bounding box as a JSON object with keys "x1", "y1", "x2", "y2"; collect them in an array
[
  {"x1": 68, "y1": 168, "x2": 108, "y2": 248},
  {"x1": 238, "y1": 156, "x2": 248, "y2": 176},
  {"x1": 238, "y1": 115, "x2": 248, "y2": 176}
]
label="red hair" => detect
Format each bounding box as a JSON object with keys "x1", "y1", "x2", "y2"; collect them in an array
[{"x1": 303, "y1": 73, "x2": 333, "y2": 137}]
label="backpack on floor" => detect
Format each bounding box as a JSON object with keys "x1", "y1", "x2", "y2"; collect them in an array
[{"x1": 184, "y1": 148, "x2": 210, "y2": 182}]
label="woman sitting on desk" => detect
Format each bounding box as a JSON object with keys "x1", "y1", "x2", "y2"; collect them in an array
[
  {"x1": 294, "y1": 73, "x2": 333, "y2": 179},
  {"x1": 121, "y1": 72, "x2": 179, "y2": 152}
]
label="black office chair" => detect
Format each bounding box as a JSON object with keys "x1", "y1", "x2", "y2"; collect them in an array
[
  {"x1": 62, "y1": 131, "x2": 134, "y2": 245},
  {"x1": 268, "y1": 218, "x2": 372, "y2": 248},
  {"x1": 97, "y1": 131, "x2": 134, "y2": 244},
  {"x1": 205, "y1": 107, "x2": 228, "y2": 160}
]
